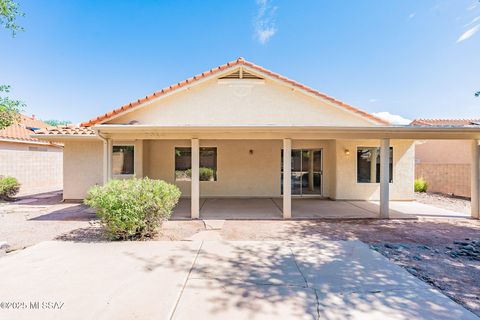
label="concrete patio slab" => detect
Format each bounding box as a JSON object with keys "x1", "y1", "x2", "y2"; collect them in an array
[
  {"x1": 1, "y1": 240, "x2": 476, "y2": 319},
  {"x1": 171, "y1": 198, "x2": 207, "y2": 219},
  {"x1": 200, "y1": 198, "x2": 282, "y2": 219},
  {"x1": 289, "y1": 240, "x2": 428, "y2": 293},
  {"x1": 317, "y1": 288, "x2": 477, "y2": 320},
  {"x1": 272, "y1": 198, "x2": 379, "y2": 218},
  {"x1": 172, "y1": 197, "x2": 465, "y2": 220},
  {"x1": 0, "y1": 241, "x2": 201, "y2": 320},
  {"x1": 171, "y1": 278, "x2": 318, "y2": 320},
  {"x1": 190, "y1": 241, "x2": 306, "y2": 286}
]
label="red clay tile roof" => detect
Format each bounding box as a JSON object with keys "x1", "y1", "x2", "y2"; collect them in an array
[
  {"x1": 410, "y1": 119, "x2": 480, "y2": 126},
  {"x1": 80, "y1": 57, "x2": 390, "y2": 127},
  {"x1": 0, "y1": 114, "x2": 63, "y2": 143},
  {"x1": 34, "y1": 124, "x2": 95, "y2": 136}
]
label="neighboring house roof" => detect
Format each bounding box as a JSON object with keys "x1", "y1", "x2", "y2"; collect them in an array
[
  {"x1": 79, "y1": 57, "x2": 389, "y2": 127},
  {"x1": 0, "y1": 114, "x2": 62, "y2": 145},
  {"x1": 410, "y1": 119, "x2": 480, "y2": 126},
  {"x1": 34, "y1": 125, "x2": 95, "y2": 136}
]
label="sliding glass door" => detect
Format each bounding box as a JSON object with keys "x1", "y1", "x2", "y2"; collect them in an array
[{"x1": 281, "y1": 149, "x2": 322, "y2": 196}]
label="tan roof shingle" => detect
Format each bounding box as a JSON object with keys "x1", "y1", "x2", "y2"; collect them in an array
[
  {"x1": 34, "y1": 124, "x2": 95, "y2": 136},
  {"x1": 0, "y1": 114, "x2": 60, "y2": 142},
  {"x1": 410, "y1": 119, "x2": 480, "y2": 126}
]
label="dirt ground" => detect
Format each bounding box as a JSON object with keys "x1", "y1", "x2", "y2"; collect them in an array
[
  {"x1": 1, "y1": 191, "x2": 479, "y2": 316},
  {"x1": 0, "y1": 192, "x2": 99, "y2": 251},
  {"x1": 415, "y1": 192, "x2": 471, "y2": 214}
]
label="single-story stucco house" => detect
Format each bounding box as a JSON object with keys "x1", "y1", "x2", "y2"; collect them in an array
[{"x1": 33, "y1": 58, "x2": 480, "y2": 219}]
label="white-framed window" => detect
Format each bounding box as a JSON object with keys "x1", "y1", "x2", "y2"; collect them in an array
[
  {"x1": 356, "y1": 147, "x2": 393, "y2": 183},
  {"x1": 174, "y1": 147, "x2": 217, "y2": 181},
  {"x1": 112, "y1": 145, "x2": 135, "y2": 175}
]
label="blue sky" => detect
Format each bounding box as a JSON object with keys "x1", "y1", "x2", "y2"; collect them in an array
[{"x1": 1, "y1": 0, "x2": 479, "y2": 124}]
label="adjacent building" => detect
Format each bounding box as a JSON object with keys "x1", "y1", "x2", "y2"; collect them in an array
[{"x1": 0, "y1": 114, "x2": 63, "y2": 195}]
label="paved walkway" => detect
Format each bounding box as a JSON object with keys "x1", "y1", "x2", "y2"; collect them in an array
[{"x1": 0, "y1": 241, "x2": 476, "y2": 320}]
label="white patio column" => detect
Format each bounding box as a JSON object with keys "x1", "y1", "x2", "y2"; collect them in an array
[
  {"x1": 107, "y1": 138, "x2": 113, "y2": 180},
  {"x1": 283, "y1": 138, "x2": 292, "y2": 219},
  {"x1": 191, "y1": 138, "x2": 200, "y2": 219},
  {"x1": 379, "y1": 138, "x2": 390, "y2": 219},
  {"x1": 102, "y1": 139, "x2": 108, "y2": 184},
  {"x1": 471, "y1": 140, "x2": 479, "y2": 219}
]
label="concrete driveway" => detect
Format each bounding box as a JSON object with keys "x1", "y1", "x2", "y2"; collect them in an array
[{"x1": 0, "y1": 241, "x2": 477, "y2": 320}]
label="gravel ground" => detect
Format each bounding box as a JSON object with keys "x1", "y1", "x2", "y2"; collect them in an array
[
  {"x1": 415, "y1": 192, "x2": 471, "y2": 214},
  {"x1": 1, "y1": 192, "x2": 479, "y2": 316},
  {"x1": 0, "y1": 192, "x2": 99, "y2": 252}
]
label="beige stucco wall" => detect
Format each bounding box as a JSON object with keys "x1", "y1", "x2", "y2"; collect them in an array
[
  {"x1": 63, "y1": 141, "x2": 103, "y2": 200},
  {"x1": 335, "y1": 139, "x2": 415, "y2": 201},
  {"x1": 144, "y1": 139, "x2": 336, "y2": 198},
  {"x1": 0, "y1": 142, "x2": 63, "y2": 195},
  {"x1": 109, "y1": 77, "x2": 376, "y2": 127},
  {"x1": 415, "y1": 140, "x2": 471, "y2": 164},
  {"x1": 61, "y1": 138, "x2": 414, "y2": 201}
]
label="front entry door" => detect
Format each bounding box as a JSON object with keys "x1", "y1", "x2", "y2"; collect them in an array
[{"x1": 281, "y1": 149, "x2": 322, "y2": 196}]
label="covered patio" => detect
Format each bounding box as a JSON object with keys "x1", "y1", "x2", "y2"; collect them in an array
[
  {"x1": 171, "y1": 197, "x2": 469, "y2": 220},
  {"x1": 87, "y1": 125, "x2": 480, "y2": 220}
]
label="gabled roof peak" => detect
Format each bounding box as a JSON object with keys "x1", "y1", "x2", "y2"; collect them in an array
[{"x1": 80, "y1": 58, "x2": 389, "y2": 127}]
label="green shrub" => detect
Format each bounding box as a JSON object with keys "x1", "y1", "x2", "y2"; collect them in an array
[
  {"x1": 414, "y1": 178, "x2": 428, "y2": 193},
  {"x1": 0, "y1": 176, "x2": 20, "y2": 200},
  {"x1": 175, "y1": 168, "x2": 216, "y2": 181},
  {"x1": 85, "y1": 178, "x2": 181, "y2": 240},
  {"x1": 199, "y1": 167, "x2": 216, "y2": 181}
]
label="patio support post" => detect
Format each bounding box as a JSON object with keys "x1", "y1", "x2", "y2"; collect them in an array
[
  {"x1": 379, "y1": 138, "x2": 390, "y2": 218},
  {"x1": 107, "y1": 138, "x2": 113, "y2": 180},
  {"x1": 283, "y1": 138, "x2": 292, "y2": 219},
  {"x1": 101, "y1": 138, "x2": 108, "y2": 185},
  {"x1": 191, "y1": 138, "x2": 200, "y2": 219},
  {"x1": 471, "y1": 140, "x2": 480, "y2": 219}
]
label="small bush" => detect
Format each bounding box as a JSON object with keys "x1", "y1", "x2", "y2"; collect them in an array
[
  {"x1": 0, "y1": 176, "x2": 20, "y2": 200},
  {"x1": 199, "y1": 167, "x2": 216, "y2": 181},
  {"x1": 414, "y1": 178, "x2": 428, "y2": 193},
  {"x1": 175, "y1": 168, "x2": 216, "y2": 181},
  {"x1": 85, "y1": 178, "x2": 181, "y2": 240}
]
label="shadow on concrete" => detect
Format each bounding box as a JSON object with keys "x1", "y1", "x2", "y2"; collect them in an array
[
  {"x1": 12, "y1": 190, "x2": 64, "y2": 206},
  {"x1": 124, "y1": 240, "x2": 476, "y2": 319},
  {"x1": 29, "y1": 204, "x2": 96, "y2": 221}
]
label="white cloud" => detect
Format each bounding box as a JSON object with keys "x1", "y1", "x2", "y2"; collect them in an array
[
  {"x1": 368, "y1": 98, "x2": 378, "y2": 103},
  {"x1": 372, "y1": 112, "x2": 411, "y2": 125},
  {"x1": 467, "y1": 3, "x2": 478, "y2": 11},
  {"x1": 408, "y1": 12, "x2": 416, "y2": 20},
  {"x1": 253, "y1": 0, "x2": 277, "y2": 44},
  {"x1": 464, "y1": 16, "x2": 480, "y2": 27},
  {"x1": 457, "y1": 24, "x2": 480, "y2": 43}
]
